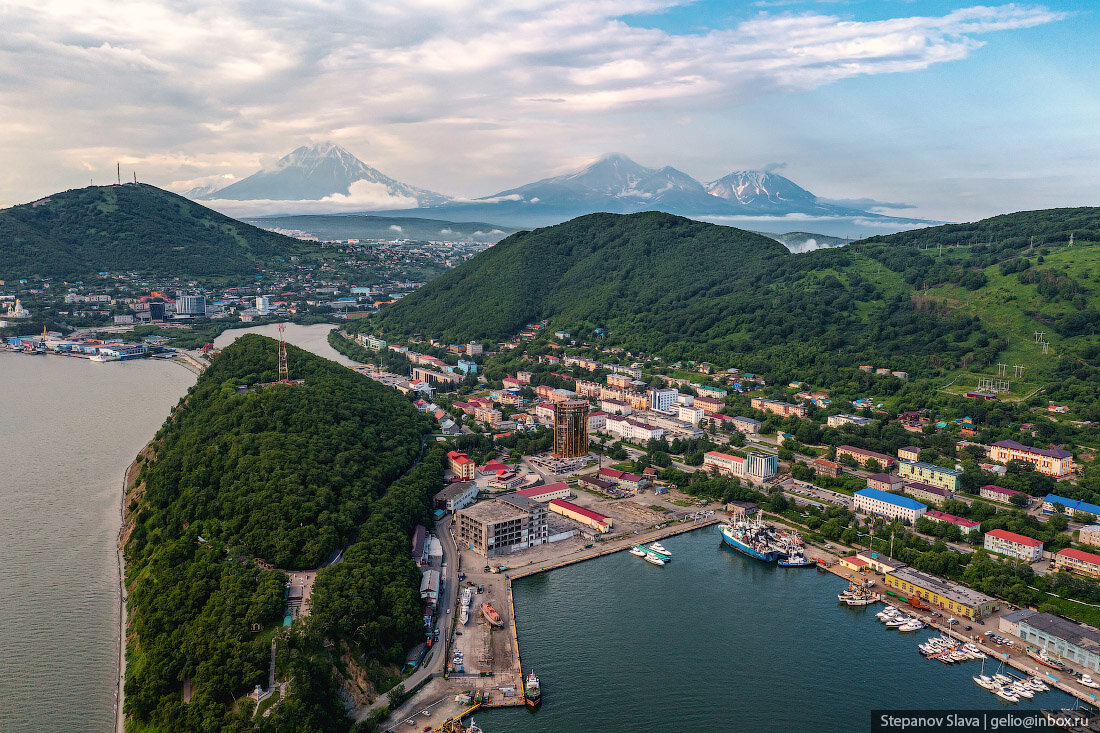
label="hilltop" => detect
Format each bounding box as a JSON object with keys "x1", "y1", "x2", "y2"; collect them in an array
[
  {"x1": 366, "y1": 209, "x2": 1100, "y2": 386},
  {"x1": 0, "y1": 183, "x2": 316, "y2": 280}
]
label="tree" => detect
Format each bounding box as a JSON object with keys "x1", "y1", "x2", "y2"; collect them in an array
[
  {"x1": 1049, "y1": 513, "x2": 1070, "y2": 532},
  {"x1": 1009, "y1": 492, "x2": 1030, "y2": 508},
  {"x1": 863, "y1": 458, "x2": 883, "y2": 474}
]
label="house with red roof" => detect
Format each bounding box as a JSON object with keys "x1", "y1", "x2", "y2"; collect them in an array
[
  {"x1": 447, "y1": 450, "x2": 476, "y2": 481},
  {"x1": 548, "y1": 499, "x2": 612, "y2": 532},
  {"x1": 515, "y1": 482, "x2": 571, "y2": 503},
  {"x1": 1054, "y1": 548, "x2": 1100, "y2": 578},
  {"x1": 924, "y1": 510, "x2": 980, "y2": 537},
  {"x1": 984, "y1": 529, "x2": 1043, "y2": 562}
]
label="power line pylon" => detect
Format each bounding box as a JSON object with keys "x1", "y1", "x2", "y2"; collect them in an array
[{"x1": 277, "y1": 323, "x2": 291, "y2": 383}]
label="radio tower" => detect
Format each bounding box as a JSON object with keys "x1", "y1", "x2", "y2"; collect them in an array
[{"x1": 277, "y1": 324, "x2": 291, "y2": 383}]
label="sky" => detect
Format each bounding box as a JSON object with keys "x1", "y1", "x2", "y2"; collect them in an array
[{"x1": 0, "y1": 0, "x2": 1096, "y2": 222}]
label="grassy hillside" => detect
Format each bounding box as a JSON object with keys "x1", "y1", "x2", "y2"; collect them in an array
[
  {"x1": 366, "y1": 209, "x2": 1100, "y2": 390},
  {"x1": 0, "y1": 183, "x2": 316, "y2": 280}
]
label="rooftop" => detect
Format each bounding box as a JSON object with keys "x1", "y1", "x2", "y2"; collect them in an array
[
  {"x1": 993, "y1": 440, "x2": 1072, "y2": 459},
  {"x1": 434, "y1": 481, "x2": 476, "y2": 501},
  {"x1": 549, "y1": 498, "x2": 610, "y2": 523},
  {"x1": 516, "y1": 482, "x2": 570, "y2": 498},
  {"x1": 986, "y1": 529, "x2": 1043, "y2": 548},
  {"x1": 900, "y1": 459, "x2": 962, "y2": 477},
  {"x1": 925, "y1": 510, "x2": 980, "y2": 528},
  {"x1": 457, "y1": 499, "x2": 530, "y2": 524},
  {"x1": 1057, "y1": 547, "x2": 1100, "y2": 565},
  {"x1": 1044, "y1": 494, "x2": 1100, "y2": 516},
  {"x1": 855, "y1": 488, "x2": 927, "y2": 511},
  {"x1": 889, "y1": 565, "x2": 996, "y2": 609},
  {"x1": 1020, "y1": 612, "x2": 1100, "y2": 655}
]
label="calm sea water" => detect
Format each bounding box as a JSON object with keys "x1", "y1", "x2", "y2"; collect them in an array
[
  {"x1": 480, "y1": 528, "x2": 1078, "y2": 733},
  {"x1": 213, "y1": 323, "x2": 360, "y2": 366},
  {"x1": 0, "y1": 352, "x2": 194, "y2": 733}
]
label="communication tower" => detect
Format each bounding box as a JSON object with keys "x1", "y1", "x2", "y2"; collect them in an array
[{"x1": 277, "y1": 324, "x2": 291, "y2": 384}]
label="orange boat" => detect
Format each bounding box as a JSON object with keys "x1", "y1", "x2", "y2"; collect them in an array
[{"x1": 481, "y1": 603, "x2": 504, "y2": 627}]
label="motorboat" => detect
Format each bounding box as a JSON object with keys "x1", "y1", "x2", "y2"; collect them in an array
[
  {"x1": 993, "y1": 674, "x2": 1012, "y2": 686},
  {"x1": 629, "y1": 546, "x2": 648, "y2": 557},
  {"x1": 995, "y1": 686, "x2": 1019, "y2": 703},
  {"x1": 899, "y1": 620, "x2": 924, "y2": 632},
  {"x1": 649, "y1": 542, "x2": 670, "y2": 556},
  {"x1": 886, "y1": 616, "x2": 909, "y2": 628},
  {"x1": 1080, "y1": 674, "x2": 1100, "y2": 689},
  {"x1": 1011, "y1": 684, "x2": 1034, "y2": 699},
  {"x1": 645, "y1": 553, "x2": 666, "y2": 566}
]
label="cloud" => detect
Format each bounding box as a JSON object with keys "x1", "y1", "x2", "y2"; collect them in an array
[
  {"x1": 765, "y1": 162, "x2": 787, "y2": 173},
  {"x1": 819, "y1": 197, "x2": 917, "y2": 211},
  {"x1": 200, "y1": 180, "x2": 420, "y2": 216},
  {"x1": 389, "y1": 224, "x2": 403, "y2": 232},
  {"x1": 0, "y1": 1, "x2": 1070, "y2": 206}
]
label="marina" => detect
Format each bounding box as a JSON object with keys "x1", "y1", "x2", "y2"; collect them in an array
[{"x1": 471, "y1": 528, "x2": 1081, "y2": 733}]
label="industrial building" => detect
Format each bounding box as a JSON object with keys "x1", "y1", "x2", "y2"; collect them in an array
[
  {"x1": 455, "y1": 493, "x2": 549, "y2": 556},
  {"x1": 548, "y1": 499, "x2": 612, "y2": 533},
  {"x1": 1000, "y1": 610, "x2": 1100, "y2": 673},
  {"x1": 883, "y1": 566, "x2": 998, "y2": 620}
]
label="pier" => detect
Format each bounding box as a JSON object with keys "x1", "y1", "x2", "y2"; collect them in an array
[{"x1": 824, "y1": 560, "x2": 1100, "y2": 708}]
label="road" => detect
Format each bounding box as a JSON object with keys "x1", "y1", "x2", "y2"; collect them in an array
[{"x1": 355, "y1": 515, "x2": 458, "y2": 720}]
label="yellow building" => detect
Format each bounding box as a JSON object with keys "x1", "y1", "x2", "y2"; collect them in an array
[{"x1": 883, "y1": 566, "x2": 997, "y2": 620}]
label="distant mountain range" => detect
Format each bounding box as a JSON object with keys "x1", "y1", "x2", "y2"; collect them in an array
[{"x1": 186, "y1": 144, "x2": 936, "y2": 229}]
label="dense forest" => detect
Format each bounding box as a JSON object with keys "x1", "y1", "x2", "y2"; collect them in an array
[
  {"x1": 364, "y1": 209, "x2": 1100, "y2": 384},
  {"x1": 122, "y1": 335, "x2": 434, "y2": 731},
  {"x1": 0, "y1": 183, "x2": 318, "y2": 280}
]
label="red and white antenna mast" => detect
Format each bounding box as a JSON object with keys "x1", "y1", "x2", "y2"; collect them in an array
[{"x1": 277, "y1": 323, "x2": 290, "y2": 383}]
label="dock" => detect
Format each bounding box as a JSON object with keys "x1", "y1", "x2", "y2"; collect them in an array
[{"x1": 824, "y1": 561, "x2": 1100, "y2": 707}]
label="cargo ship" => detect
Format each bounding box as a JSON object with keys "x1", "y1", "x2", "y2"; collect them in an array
[
  {"x1": 481, "y1": 602, "x2": 504, "y2": 627},
  {"x1": 524, "y1": 671, "x2": 542, "y2": 709},
  {"x1": 719, "y1": 520, "x2": 779, "y2": 562}
]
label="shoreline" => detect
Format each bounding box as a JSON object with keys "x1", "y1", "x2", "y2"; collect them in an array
[{"x1": 114, "y1": 452, "x2": 145, "y2": 733}]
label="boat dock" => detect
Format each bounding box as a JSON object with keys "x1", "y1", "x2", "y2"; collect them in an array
[{"x1": 823, "y1": 559, "x2": 1100, "y2": 707}]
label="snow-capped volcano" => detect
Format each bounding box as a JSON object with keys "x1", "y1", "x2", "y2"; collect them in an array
[{"x1": 195, "y1": 142, "x2": 450, "y2": 207}]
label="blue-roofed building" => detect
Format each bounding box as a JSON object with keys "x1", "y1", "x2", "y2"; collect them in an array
[
  {"x1": 1043, "y1": 494, "x2": 1100, "y2": 521},
  {"x1": 854, "y1": 488, "x2": 927, "y2": 524}
]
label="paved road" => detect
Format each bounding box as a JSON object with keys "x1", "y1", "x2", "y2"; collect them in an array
[{"x1": 356, "y1": 516, "x2": 458, "y2": 721}]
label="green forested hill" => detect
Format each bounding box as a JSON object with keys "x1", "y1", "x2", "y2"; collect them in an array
[
  {"x1": 0, "y1": 183, "x2": 314, "y2": 279},
  {"x1": 366, "y1": 209, "x2": 1100, "y2": 385},
  {"x1": 123, "y1": 334, "x2": 434, "y2": 731}
]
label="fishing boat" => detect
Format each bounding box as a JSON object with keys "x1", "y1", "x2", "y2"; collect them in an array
[
  {"x1": 645, "y1": 553, "x2": 666, "y2": 566},
  {"x1": 481, "y1": 603, "x2": 504, "y2": 627},
  {"x1": 467, "y1": 721, "x2": 483, "y2": 733},
  {"x1": 778, "y1": 548, "x2": 817, "y2": 568},
  {"x1": 719, "y1": 520, "x2": 779, "y2": 562},
  {"x1": 524, "y1": 672, "x2": 542, "y2": 709},
  {"x1": 629, "y1": 546, "x2": 648, "y2": 558},
  {"x1": 1027, "y1": 647, "x2": 1068, "y2": 671}
]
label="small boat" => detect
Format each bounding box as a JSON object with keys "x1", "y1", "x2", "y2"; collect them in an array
[
  {"x1": 1012, "y1": 684, "x2": 1034, "y2": 699},
  {"x1": 649, "y1": 542, "x2": 670, "y2": 555},
  {"x1": 1026, "y1": 647, "x2": 1068, "y2": 671},
  {"x1": 899, "y1": 620, "x2": 924, "y2": 632},
  {"x1": 995, "y1": 686, "x2": 1019, "y2": 703},
  {"x1": 1081, "y1": 674, "x2": 1100, "y2": 689},
  {"x1": 481, "y1": 603, "x2": 504, "y2": 627},
  {"x1": 974, "y1": 675, "x2": 996, "y2": 690},
  {"x1": 885, "y1": 617, "x2": 909, "y2": 628},
  {"x1": 645, "y1": 553, "x2": 666, "y2": 566},
  {"x1": 1029, "y1": 678, "x2": 1049, "y2": 692},
  {"x1": 993, "y1": 674, "x2": 1012, "y2": 686},
  {"x1": 629, "y1": 546, "x2": 648, "y2": 557},
  {"x1": 524, "y1": 671, "x2": 542, "y2": 709}
]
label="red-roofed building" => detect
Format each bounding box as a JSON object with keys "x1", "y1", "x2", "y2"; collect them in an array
[
  {"x1": 516, "y1": 482, "x2": 571, "y2": 502},
  {"x1": 984, "y1": 528, "x2": 1043, "y2": 562},
  {"x1": 840, "y1": 556, "x2": 869, "y2": 572},
  {"x1": 1054, "y1": 547, "x2": 1100, "y2": 578},
  {"x1": 836, "y1": 445, "x2": 896, "y2": 470},
  {"x1": 548, "y1": 499, "x2": 612, "y2": 532},
  {"x1": 447, "y1": 451, "x2": 476, "y2": 481},
  {"x1": 924, "y1": 510, "x2": 980, "y2": 537},
  {"x1": 812, "y1": 457, "x2": 842, "y2": 478},
  {"x1": 597, "y1": 467, "x2": 642, "y2": 490},
  {"x1": 980, "y1": 484, "x2": 1024, "y2": 503},
  {"x1": 478, "y1": 459, "x2": 512, "y2": 475}
]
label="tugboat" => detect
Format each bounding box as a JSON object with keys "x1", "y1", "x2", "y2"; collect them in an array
[{"x1": 524, "y1": 671, "x2": 542, "y2": 709}]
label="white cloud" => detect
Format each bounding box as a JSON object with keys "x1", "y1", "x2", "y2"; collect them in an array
[{"x1": 0, "y1": 1, "x2": 1070, "y2": 208}]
